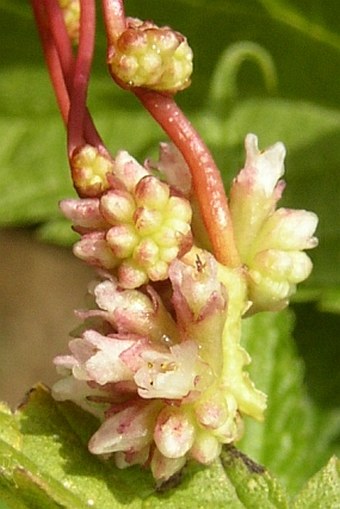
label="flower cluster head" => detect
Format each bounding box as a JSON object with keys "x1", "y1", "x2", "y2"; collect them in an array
[
  {"x1": 33, "y1": 0, "x2": 319, "y2": 488},
  {"x1": 108, "y1": 17, "x2": 193, "y2": 93},
  {"x1": 62, "y1": 145, "x2": 193, "y2": 289},
  {"x1": 230, "y1": 134, "x2": 318, "y2": 312},
  {"x1": 55, "y1": 135, "x2": 318, "y2": 483}
]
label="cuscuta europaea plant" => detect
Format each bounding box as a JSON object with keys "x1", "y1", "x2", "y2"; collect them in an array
[{"x1": 31, "y1": 0, "x2": 318, "y2": 484}]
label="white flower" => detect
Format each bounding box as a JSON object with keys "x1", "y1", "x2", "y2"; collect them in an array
[{"x1": 230, "y1": 134, "x2": 318, "y2": 311}]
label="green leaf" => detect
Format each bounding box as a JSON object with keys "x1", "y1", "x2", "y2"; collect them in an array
[
  {"x1": 0, "y1": 385, "x2": 290, "y2": 508},
  {"x1": 292, "y1": 456, "x2": 340, "y2": 509},
  {"x1": 238, "y1": 310, "x2": 340, "y2": 495}
]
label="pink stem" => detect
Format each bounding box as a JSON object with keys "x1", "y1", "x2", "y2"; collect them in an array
[
  {"x1": 44, "y1": 0, "x2": 74, "y2": 84},
  {"x1": 134, "y1": 89, "x2": 240, "y2": 267},
  {"x1": 31, "y1": 0, "x2": 70, "y2": 123},
  {"x1": 33, "y1": 0, "x2": 104, "y2": 151},
  {"x1": 67, "y1": 0, "x2": 96, "y2": 155},
  {"x1": 102, "y1": 0, "x2": 126, "y2": 43}
]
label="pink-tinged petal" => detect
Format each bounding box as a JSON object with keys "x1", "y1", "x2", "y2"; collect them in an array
[
  {"x1": 169, "y1": 248, "x2": 226, "y2": 321},
  {"x1": 113, "y1": 151, "x2": 150, "y2": 192},
  {"x1": 81, "y1": 330, "x2": 136, "y2": 385},
  {"x1": 253, "y1": 208, "x2": 318, "y2": 252},
  {"x1": 93, "y1": 280, "x2": 178, "y2": 342},
  {"x1": 134, "y1": 175, "x2": 170, "y2": 209},
  {"x1": 73, "y1": 232, "x2": 117, "y2": 269},
  {"x1": 194, "y1": 390, "x2": 228, "y2": 430},
  {"x1": 154, "y1": 406, "x2": 195, "y2": 458},
  {"x1": 119, "y1": 338, "x2": 153, "y2": 373},
  {"x1": 230, "y1": 134, "x2": 286, "y2": 261},
  {"x1": 252, "y1": 249, "x2": 313, "y2": 284},
  {"x1": 106, "y1": 224, "x2": 139, "y2": 258},
  {"x1": 88, "y1": 402, "x2": 160, "y2": 454},
  {"x1": 150, "y1": 448, "x2": 186, "y2": 483},
  {"x1": 190, "y1": 431, "x2": 221, "y2": 464},
  {"x1": 117, "y1": 259, "x2": 149, "y2": 289},
  {"x1": 60, "y1": 198, "x2": 108, "y2": 229},
  {"x1": 100, "y1": 189, "x2": 135, "y2": 224},
  {"x1": 53, "y1": 354, "x2": 77, "y2": 375},
  {"x1": 242, "y1": 133, "x2": 286, "y2": 197},
  {"x1": 114, "y1": 445, "x2": 150, "y2": 468},
  {"x1": 148, "y1": 142, "x2": 192, "y2": 196},
  {"x1": 52, "y1": 377, "x2": 107, "y2": 419}
]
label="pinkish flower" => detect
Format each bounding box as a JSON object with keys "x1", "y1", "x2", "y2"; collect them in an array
[
  {"x1": 61, "y1": 148, "x2": 193, "y2": 288},
  {"x1": 52, "y1": 249, "x2": 262, "y2": 482},
  {"x1": 230, "y1": 134, "x2": 318, "y2": 311}
]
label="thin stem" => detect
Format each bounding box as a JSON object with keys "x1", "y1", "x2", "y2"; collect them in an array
[
  {"x1": 134, "y1": 89, "x2": 241, "y2": 267},
  {"x1": 102, "y1": 0, "x2": 126, "y2": 44},
  {"x1": 31, "y1": 0, "x2": 70, "y2": 123},
  {"x1": 32, "y1": 0, "x2": 104, "y2": 149},
  {"x1": 44, "y1": 0, "x2": 74, "y2": 83},
  {"x1": 67, "y1": 0, "x2": 96, "y2": 155}
]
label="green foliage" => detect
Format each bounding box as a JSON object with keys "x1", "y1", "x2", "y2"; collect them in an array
[
  {"x1": 0, "y1": 0, "x2": 339, "y2": 506},
  {"x1": 239, "y1": 311, "x2": 340, "y2": 494}
]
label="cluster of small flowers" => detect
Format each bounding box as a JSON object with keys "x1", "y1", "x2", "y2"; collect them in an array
[
  {"x1": 54, "y1": 136, "x2": 317, "y2": 482},
  {"x1": 108, "y1": 17, "x2": 193, "y2": 92},
  {"x1": 64, "y1": 146, "x2": 192, "y2": 289}
]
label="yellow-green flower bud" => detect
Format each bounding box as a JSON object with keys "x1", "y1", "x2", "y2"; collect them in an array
[
  {"x1": 71, "y1": 145, "x2": 113, "y2": 197},
  {"x1": 108, "y1": 18, "x2": 193, "y2": 93}
]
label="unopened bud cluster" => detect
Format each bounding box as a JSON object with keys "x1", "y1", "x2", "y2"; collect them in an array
[
  {"x1": 62, "y1": 147, "x2": 192, "y2": 289},
  {"x1": 55, "y1": 135, "x2": 318, "y2": 483},
  {"x1": 108, "y1": 18, "x2": 193, "y2": 93}
]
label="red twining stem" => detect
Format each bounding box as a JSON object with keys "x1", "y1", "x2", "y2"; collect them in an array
[
  {"x1": 31, "y1": 0, "x2": 70, "y2": 123},
  {"x1": 67, "y1": 0, "x2": 96, "y2": 155},
  {"x1": 102, "y1": 0, "x2": 126, "y2": 43},
  {"x1": 32, "y1": 0, "x2": 105, "y2": 152},
  {"x1": 134, "y1": 89, "x2": 241, "y2": 267}
]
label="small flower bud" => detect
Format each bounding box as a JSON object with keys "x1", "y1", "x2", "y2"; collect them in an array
[
  {"x1": 60, "y1": 198, "x2": 108, "y2": 230},
  {"x1": 89, "y1": 402, "x2": 160, "y2": 455},
  {"x1": 113, "y1": 150, "x2": 150, "y2": 192},
  {"x1": 134, "y1": 176, "x2": 170, "y2": 209},
  {"x1": 190, "y1": 430, "x2": 221, "y2": 464},
  {"x1": 133, "y1": 207, "x2": 163, "y2": 235},
  {"x1": 133, "y1": 238, "x2": 159, "y2": 266},
  {"x1": 150, "y1": 449, "x2": 186, "y2": 484},
  {"x1": 118, "y1": 259, "x2": 149, "y2": 289},
  {"x1": 253, "y1": 208, "x2": 318, "y2": 252},
  {"x1": 106, "y1": 224, "x2": 139, "y2": 258},
  {"x1": 91, "y1": 279, "x2": 179, "y2": 343},
  {"x1": 100, "y1": 189, "x2": 135, "y2": 223},
  {"x1": 154, "y1": 406, "x2": 195, "y2": 458},
  {"x1": 108, "y1": 18, "x2": 193, "y2": 93},
  {"x1": 71, "y1": 145, "x2": 113, "y2": 197},
  {"x1": 147, "y1": 142, "x2": 192, "y2": 196},
  {"x1": 63, "y1": 148, "x2": 193, "y2": 288},
  {"x1": 73, "y1": 232, "x2": 117, "y2": 269},
  {"x1": 194, "y1": 389, "x2": 228, "y2": 430}
]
